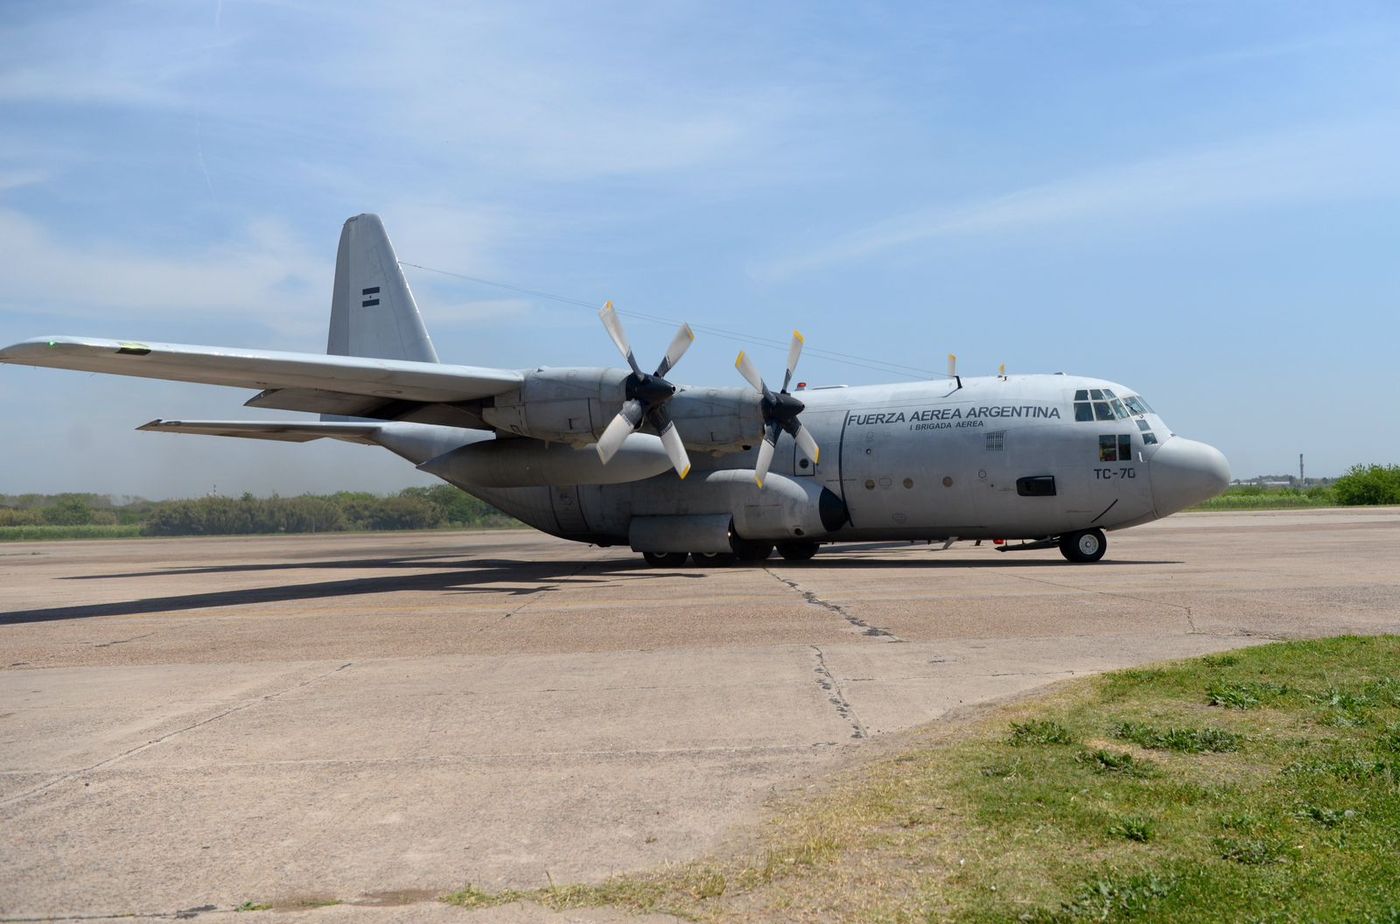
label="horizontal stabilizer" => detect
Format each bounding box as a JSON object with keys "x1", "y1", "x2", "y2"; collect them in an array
[
  {"x1": 0, "y1": 337, "x2": 522, "y2": 403},
  {"x1": 138, "y1": 419, "x2": 383, "y2": 445}
]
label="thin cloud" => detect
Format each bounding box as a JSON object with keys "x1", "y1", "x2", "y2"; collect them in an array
[
  {"x1": 0, "y1": 209, "x2": 330, "y2": 337},
  {"x1": 759, "y1": 117, "x2": 1400, "y2": 279}
]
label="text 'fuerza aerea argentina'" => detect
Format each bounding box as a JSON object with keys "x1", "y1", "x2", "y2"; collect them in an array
[{"x1": 848, "y1": 405, "x2": 1063, "y2": 431}]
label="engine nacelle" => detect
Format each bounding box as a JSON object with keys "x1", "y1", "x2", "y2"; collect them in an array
[
  {"x1": 482, "y1": 368, "x2": 763, "y2": 451},
  {"x1": 481, "y1": 367, "x2": 626, "y2": 443},
  {"x1": 669, "y1": 386, "x2": 764, "y2": 451}
]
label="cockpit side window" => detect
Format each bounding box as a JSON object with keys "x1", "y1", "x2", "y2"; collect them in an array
[
  {"x1": 1124, "y1": 395, "x2": 1150, "y2": 416},
  {"x1": 1093, "y1": 401, "x2": 1114, "y2": 421}
]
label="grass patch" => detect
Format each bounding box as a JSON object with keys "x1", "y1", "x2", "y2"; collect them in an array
[
  {"x1": 1190, "y1": 485, "x2": 1337, "y2": 510},
  {"x1": 1206, "y1": 679, "x2": 1292, "y2": 709},
  {"x1": 1112, "y1": 720, "x2": 1241, "y2": 753},
  {"x1": 1106, "y1": 816, "x2": 1155, "y2": 842},
  {"x1": 0, "y1": 524, "x2": 144, "y2": 542},
  {"x1": 1007, "y1": 719, "x2": 1076, "y2": 746},
  {"x1": 441, "y1": 636, "x2": 1400, "y2": 922}
]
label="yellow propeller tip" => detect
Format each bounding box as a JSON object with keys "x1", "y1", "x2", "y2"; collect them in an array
[
  {"x1": 755, "y1": 475, "x2": 764, "y2": 488},
  {"x1": 812, "y1": 449, "x2": 821, "y2": 464},
  {"x1": 679, "y1": 465, "x2": 691, "y2": 480},
  {"x1": 793, "y1": 330, "x2": 805, "y2": 343},
  {"x1": 734, "y1": 351, "x2": 746, "y2": 368}
]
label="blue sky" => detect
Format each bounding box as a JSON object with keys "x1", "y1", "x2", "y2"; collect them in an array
[{"x1": 2, "y1": 1, "x2": 1397, "y2": 497}]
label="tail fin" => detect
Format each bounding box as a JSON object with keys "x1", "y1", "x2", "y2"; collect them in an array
[{"x1": 327, "y1": 214, "x2": 439, "y2": 364}]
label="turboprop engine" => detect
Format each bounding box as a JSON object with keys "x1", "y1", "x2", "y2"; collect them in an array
[{"x1": 479, "y1": 368, "x2": 762, "y2": 457}]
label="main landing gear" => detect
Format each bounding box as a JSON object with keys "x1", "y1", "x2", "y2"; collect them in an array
[
  {"x1": 640, "y1": 539, "x2": 823, "y2": 566},
  {"x1": 1058, "y1": 528, "x2": 1107, "y2": 563}
]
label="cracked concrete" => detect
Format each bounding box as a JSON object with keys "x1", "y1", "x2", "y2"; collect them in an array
[{"x1": 2, "y1": 509, "x2": 1399, "y2": 921}]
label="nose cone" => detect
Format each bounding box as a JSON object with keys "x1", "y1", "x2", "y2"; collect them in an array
[{"x1": 1151, "y1": 437, "x2": 1230, "y2": 515}]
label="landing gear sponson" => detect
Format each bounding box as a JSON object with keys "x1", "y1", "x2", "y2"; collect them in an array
[
  {"x1": 641, "y1": 540, "x2": 821, "y2": 566},
  {"x1": 640, "y1": 531, "x2": 1107, "y2": 566}
]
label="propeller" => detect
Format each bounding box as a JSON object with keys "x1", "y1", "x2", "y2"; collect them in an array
[
  {"x1": 735, "y1": 331, "x2": 820, "y2": 488},
  {"x1": 595, "y1": 301, "x2": 695, "y2": 478}
]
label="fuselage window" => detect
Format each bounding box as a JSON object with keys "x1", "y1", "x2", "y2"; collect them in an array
[{"x1": 1098, "y1": 434, "x2": 1134, "y2": 462}]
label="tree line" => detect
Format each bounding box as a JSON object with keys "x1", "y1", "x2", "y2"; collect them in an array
[{"x1": 0, "y1": 486, "x2": 517, "y2": 536}]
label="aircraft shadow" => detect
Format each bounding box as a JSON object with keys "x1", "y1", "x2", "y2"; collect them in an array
[{"x1": 3, "y1": 552, "x2": 1179, "y2": 626}]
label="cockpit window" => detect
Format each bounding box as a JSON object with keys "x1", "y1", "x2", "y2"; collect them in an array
[
  {"x1": 1124, "y1": 395, "x2": 1151, "y2": 416},
  {"x1": 1075, "y1": 389, "x2": 1155, "y2": 423}
]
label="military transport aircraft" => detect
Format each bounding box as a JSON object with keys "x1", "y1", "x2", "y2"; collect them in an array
[{"x1": 0, "y1": 214, "x2": 1229, "y2": 564}]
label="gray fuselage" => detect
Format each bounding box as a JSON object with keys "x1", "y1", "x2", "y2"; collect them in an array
[{"x1": 450, "y1": 373, "x2": 1230, "y2": 548}]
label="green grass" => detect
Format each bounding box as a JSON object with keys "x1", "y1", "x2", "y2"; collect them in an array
[
  {"x1": 0, "y1": 524, "x2": 144, "y2": 541},
  {"x1": 1189, "y1": 485, "x2": 1338, "y2": 511},
  {"x1": 440, "y1": 636, "x2": 1400, "y2": 921}
]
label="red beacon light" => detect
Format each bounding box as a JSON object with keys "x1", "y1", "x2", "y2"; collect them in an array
[{"x1": 795, "y1": 382, "x2": 807, "y2": 391}]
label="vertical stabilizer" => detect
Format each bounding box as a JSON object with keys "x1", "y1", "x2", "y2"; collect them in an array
[{"x1": 327, "y1": 214, "x2": 439, "y2": 363}]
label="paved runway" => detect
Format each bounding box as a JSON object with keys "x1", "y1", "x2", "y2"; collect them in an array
[{"x1": 2, "y1": 509, "x2": 1399, "y2": 921}]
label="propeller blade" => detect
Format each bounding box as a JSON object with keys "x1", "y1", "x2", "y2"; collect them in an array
[
  {"x1": 782, "y1": 330, "x2": 804, "y2": 392},
  {"x1": 655, "y1": 323, "x2": 695, "y2": 378},
  {"x1": 735, "y1": 351, "x2": 767, "y2": 395},
  {"x1": 792, "y1": 422, "x2": 820, "y2": 465},
  {"x1": 595, "y1": 398, "x2": 644, "y2": 464},
  {"x1": 753, "y1": 420, "x2": 781, "y2": 488},
  {"x1": 599, "y1": 301, "x2": 642, "y2": 375},
  {"x1": 947, "y1": 353, "x2": 957, "y2": 379},
  {"x1": 650, "y1": 407, "x2": 691, "y2": 479}
]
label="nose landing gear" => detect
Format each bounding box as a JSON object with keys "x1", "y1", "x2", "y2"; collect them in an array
[{"x1": 1058, "y1": 528, "x2": 1107, "y2": 563}]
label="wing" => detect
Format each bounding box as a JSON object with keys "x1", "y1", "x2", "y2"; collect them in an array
[
  {"x1": 136, "y1": 419, "x2": 384, "y2": 445},
  {"x1": 0, "y1": 337, "x2": 522, "y2": 404}
]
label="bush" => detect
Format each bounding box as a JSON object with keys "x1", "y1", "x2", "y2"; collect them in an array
[{"x1": 1332, "y1": 464, "x2": 1400, "y2": 506}]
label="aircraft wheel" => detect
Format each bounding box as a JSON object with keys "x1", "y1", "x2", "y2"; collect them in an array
[
  {"x1": 692, "y1": 551, "x2": 737, "y2": 566},
  {"x1": 1059, "y1": 528, "x2": 1107, "y2": 563},
  {"x1": 776, "y1": 541, "x2": 820, "y2": 562},
  {"x1": 642, "y1": 551, "x2": 689, "y2": 567},
  {"x1": 731, "y1": 538, "x2": 775, "y2": 562}
]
